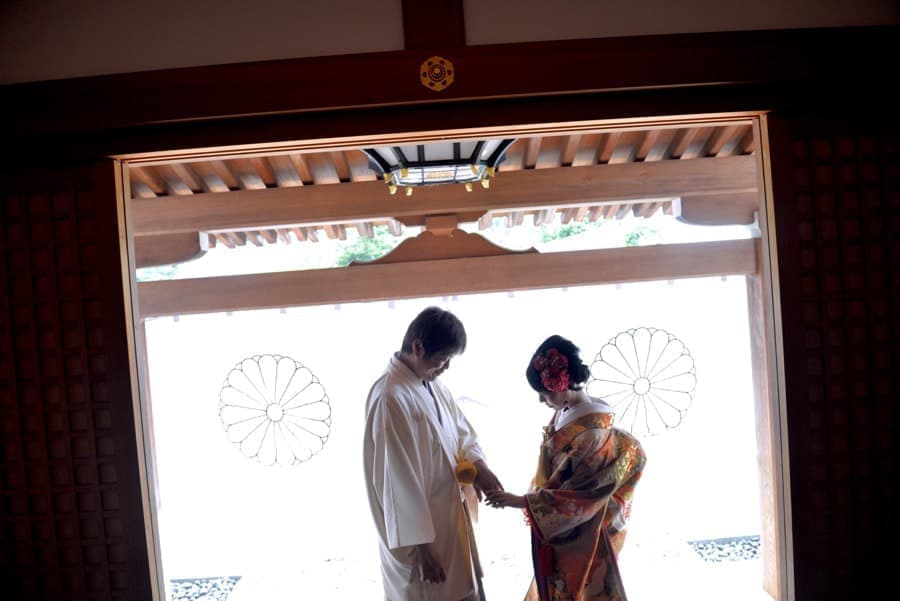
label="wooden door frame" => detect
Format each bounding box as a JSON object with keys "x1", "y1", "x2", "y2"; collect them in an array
[{"x1": 120, "y1": 108, "x2": 789, "y2": 600}]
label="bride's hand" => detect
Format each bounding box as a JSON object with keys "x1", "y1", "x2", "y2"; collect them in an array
[{"x1": 484, "y1": 490, "x2": 526, "y2": 509}]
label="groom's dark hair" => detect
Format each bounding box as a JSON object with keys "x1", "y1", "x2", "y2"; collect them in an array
[{"x1": 401, "y1": 306, "x2": 467, "y2": 356}]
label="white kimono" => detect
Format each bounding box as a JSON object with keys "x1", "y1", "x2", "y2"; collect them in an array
[{"x1": 364, "y1": 354, "x2": 486, "y2": 601}]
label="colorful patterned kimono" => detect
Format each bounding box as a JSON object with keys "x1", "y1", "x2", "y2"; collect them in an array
[{"x1": 523, "y1": 409, "x2": 646, "y2": 601}]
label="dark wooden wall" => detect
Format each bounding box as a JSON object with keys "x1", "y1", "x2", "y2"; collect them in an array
[
  {"x1": 1, "y1": 164, "x2": 152, "y2": 600},
  {"x1": 768, "y1": 114, "x2": 898, "y2": 601},
  {"x1": 1, "y1": 24, "x2": 897, "y2": 601}
]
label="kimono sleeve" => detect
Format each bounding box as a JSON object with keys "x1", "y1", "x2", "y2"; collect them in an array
[
  {"x1": 370, "y1": 391, "x2": 436, "y2": 550},
  {"x1": 444, "y1": 385, "x2": 486, "y2": 464},
  {"x1": 524, "y1": 429, "x2": 619, "y2": 542}
]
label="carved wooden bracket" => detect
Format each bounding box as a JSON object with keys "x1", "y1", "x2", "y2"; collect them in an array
[
  {"x1": 424, "y1": 214, "x2": 459, "y2": 236},
  {"x1": 357, "y1": 213, "x2": 536, "y2": 265}
]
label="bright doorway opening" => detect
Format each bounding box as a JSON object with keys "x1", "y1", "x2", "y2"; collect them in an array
[{"x1": 120, "y1": 115, "x2": 790, "y2": 601}]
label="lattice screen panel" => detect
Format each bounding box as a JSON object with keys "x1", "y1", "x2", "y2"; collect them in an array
[
  {"x1": 1, "y1": 165, "x2": 151, "y2": 601},
  {"x1": 773, "y1": 128, "x2": 898, "y2": 601}
]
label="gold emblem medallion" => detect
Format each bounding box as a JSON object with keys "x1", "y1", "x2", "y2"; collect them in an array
[{"x1": 420, "y1": 56, "x2": 454, "y2": 92}]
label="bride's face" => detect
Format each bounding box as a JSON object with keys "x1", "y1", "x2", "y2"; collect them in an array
[{"x1": 538, "y1": 390, "x2": 569, "y2": 410}]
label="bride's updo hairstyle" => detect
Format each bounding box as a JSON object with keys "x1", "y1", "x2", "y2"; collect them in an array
[{"x1": 526, "y1": 334, "x2": 591, "y2": 393}]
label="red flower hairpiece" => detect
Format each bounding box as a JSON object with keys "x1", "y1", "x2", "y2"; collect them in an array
[{"x1": 532, "y1": 348, "x2": 570, "y2": 392}]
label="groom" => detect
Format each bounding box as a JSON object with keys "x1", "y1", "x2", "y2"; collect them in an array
[{"x1": 363, "y1": 306, "x2": 503, "y2": 601}]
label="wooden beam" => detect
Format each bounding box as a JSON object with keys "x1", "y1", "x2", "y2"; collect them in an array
[
  {"x1": 5, "y1": 27, "x2": 895, "y2": 142},
  {"x1": 706, "y1": 124, "x2": 742, "y2": 156},
  {"x1": 560, "y1": 207, "x2": 579, "y2": 224},
  {"x1": 268, "y1": 155, "x2": 304, "y2": 187},
  {"x1": 323, "y1": 224, "x2": 347, "y2": 240},
  {"x1": 674, "y1": 192, "x2": 760, "y2": 225},
  {"x1": 133, "y1": 232, "x2": 208, "y2": 268},
  {"x1": 595, "y1": 131, "x2": 622, "y2": 164},
  {"x1": 213, "y1": 232, "x2": 235, "y2": 248},
  {"x1": 156, "y1": 164, "x2": 195, "y2": 196},
  {"x1": 560, "y1": 134, "x2": 582, "y2": 166},
  {"x1": 137, "y1": 239, "x2": 757, "y2": 317},
  {"x1": 715, "y1": 124, "x2": 753, "y2": 157},
  {"x1": 596, "y1": 204, "x2": 613, "y2": 220},
  {"x1": 347, "y1": 150, "x2": 378, "y2": 182},
  {"x1": 644, "y1": 129, "x2": 679, "y2": 162},
  {"x1": 745, "y1": 265, "x2": 781, "y2": 598},
  {"x1": 679, "y1": 126, "x2": 715, "y2": 159},
  {"x1": 130, "y1": 166, "x2": 166, "y2": 195},
  {"x1": 608, "y1": 131, "x2": 643, "y2": 164},
  {"x1": 534, "y1": 208, "x2": 556, "y2": 225},
  {"x1": 230, "y1": 158, "x2": 267, "y2": 190},
  {"x1": 249, "y1": 157, "x2": 276, "y2": 186},
  {"x1": 356, "y1": 221, "x2": 375, "y2": 238},
  {"x1": 130, "y1": 182, "x2": 157, "y2": 199},
  {"x1": 523, "y1": 137, "x2": 542, "y2": 169},
  {"x1": 131, "y1": 156, "x2": 756, "y2": 235},
  {"x1": 402, "y1": 0, "x2": 465, "y2": 49},
  {"x1": 209, "y1": 160, "x2": 240, "y2": 189},
  {"x1": 330, "y1": 151, "x2": 352, "y2": 182},
  {"x1": 288, "y1": 154, "x2": 313, "y2": 184},
  {"x1": 169, "y1": 163, "x2": 204, "y2": 192},
  {"x1": 228, "y1": 231, "x2": 247, "y2": 246},
  {"x1": 189, "y1": 161, "x2": 232, "y2": 192},
  {"x1": 635, "y1": 129, "x2": 662, "y2": 161}
]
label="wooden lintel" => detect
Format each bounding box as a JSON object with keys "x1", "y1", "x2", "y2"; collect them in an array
[
  {"x1": 133, "y1": 232, "x2": 208, "y2": 269},
  {"x1": 131, "y1": 156, "x2": 757, "y2": 235},
  {"x1": 137, "y1": 239, "x2": 757, "y2": 317}
]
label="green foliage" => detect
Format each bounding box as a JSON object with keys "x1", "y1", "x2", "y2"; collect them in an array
[
  {"x1": 625, "y1": 229, "x2": 645, "y2": 246},
  {"x1": 136, "y1": 264, "x2": 180, "y2": 282},
  {"x1": 625, "y1": 223, "x2": 658, "y2": 246},
  {"x1": 541, "y1": 220, "x2": 590, "y2": 242},
  {"x1": 336, "y1": 227, "x2": 398, "y2": 266},
  {"x1": 535, "y1": 215, "x2": 661, "y2": 248}
]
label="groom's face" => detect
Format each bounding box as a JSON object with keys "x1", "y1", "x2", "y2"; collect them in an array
[
  {"x1": 413, "y1": 340, "x2": 454, "y2": 381},
  {"x1": 422, "y1": 351, "x2": 453, "y2": 381}
]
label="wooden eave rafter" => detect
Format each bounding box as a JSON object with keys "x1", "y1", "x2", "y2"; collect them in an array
[
  {"x1": 129, "y1": 122, "x2": 762, "y2": 275},
  {"x1": 132, "y1": 155, "x2": 755, "y2": 236},
  {"x1": 130, "y1": 121, "x2": 765, "y2": 316}
]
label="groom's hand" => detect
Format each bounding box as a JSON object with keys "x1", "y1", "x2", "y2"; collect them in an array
[
  {"x1": 415, "y1": 544, "x2": 446, "y2": 584},
  {"x1": 473, "y1": 460, "x2": 504, "y2": 501}
]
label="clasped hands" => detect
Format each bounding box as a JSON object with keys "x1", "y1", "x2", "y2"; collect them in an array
[
  {"x1": 474, "y1": 459, "x2": 525, "y2": 508},
  {"x1": 471, "y1": 459, "x2": 503, "y2": 501},
  {"x1": 484, "y1": 490, "x2": 526, "y2": 509}
]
